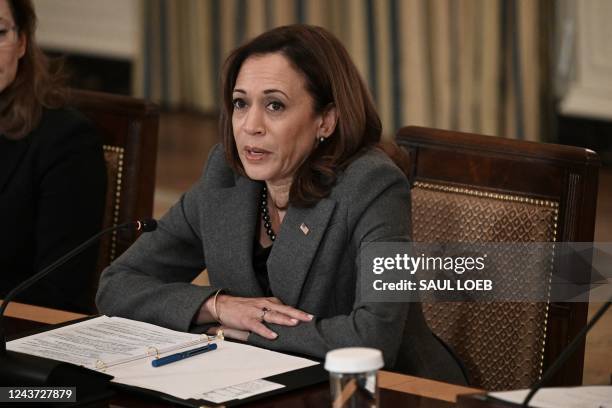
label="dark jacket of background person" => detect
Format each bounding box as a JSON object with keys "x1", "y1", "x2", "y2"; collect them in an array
[
  {"x1": 0, "y1": 107, "x2": 107, "y2": 312},
  {"x1": 97, "y1": 144, "x2": 466, "y2": 384}
]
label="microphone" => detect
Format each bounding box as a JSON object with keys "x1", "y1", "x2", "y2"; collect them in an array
[
  {"x1": 0, "y1": 219, "x2": 157, "y2": 392},
  {"x1": 521, "y1": 295, "x2": 611, "y2": 406}
]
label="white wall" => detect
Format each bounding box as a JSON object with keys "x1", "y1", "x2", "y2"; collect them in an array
[{"x1": 32, "y1": 0, "x2": 141, "y2": 60}]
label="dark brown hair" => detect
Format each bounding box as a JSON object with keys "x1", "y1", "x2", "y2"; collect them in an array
[
  {"x1": 220, "y1": 24, "x2": 384, "y2": 207},
  {"x1": 0, "y1": 0, "x2": 66, "y2": 140}
]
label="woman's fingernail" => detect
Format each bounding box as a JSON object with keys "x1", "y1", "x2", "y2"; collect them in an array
[
  {"x1": 290, "y1": 318, "x2": 298, "y2": 324},
  {"x1": 271, "y1": 332, "x2": 278, "y2": 339},
  {"x1": 307, "y1": 314, "x2": 314, "y2": 320}
]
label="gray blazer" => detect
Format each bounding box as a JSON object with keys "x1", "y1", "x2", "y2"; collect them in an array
[{"x1": 96, "y1": 144, "x2": 466, "y2": 384}]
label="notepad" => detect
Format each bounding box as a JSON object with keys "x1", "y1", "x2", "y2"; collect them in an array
[{"x1": 7, "y1": 316, "x2": 319, "y2": 402}]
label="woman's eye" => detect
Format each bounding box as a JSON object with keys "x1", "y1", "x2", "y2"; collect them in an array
[
  {"x1": 232, "y1": 98, "x2": 246, "y2": 110},
  {"x1": 267, "y1": 101, "x2": 284, "y2": 112}
]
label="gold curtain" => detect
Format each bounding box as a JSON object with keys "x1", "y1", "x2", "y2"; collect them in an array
[{"x1": 139, "y1": 0, "x2": 552, "y2": 141}]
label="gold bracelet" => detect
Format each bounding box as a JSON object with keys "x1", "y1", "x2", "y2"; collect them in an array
[{"x1": 212, "y1": 289, "x2": 223, "y2": 323}]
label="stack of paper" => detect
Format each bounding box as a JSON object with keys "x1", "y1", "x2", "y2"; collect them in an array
[{"x1": 8, "y1": 316, "x2": 318, "y2": 403}]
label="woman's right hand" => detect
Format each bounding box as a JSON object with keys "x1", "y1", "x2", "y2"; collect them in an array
[{"x1": 200, "y1": 295, "x2": 313, "y2": 340}]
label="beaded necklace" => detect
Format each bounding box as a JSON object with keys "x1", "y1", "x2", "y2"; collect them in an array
[{"x1": 260, "y1": 186, "x2": 276, "y2": 242}]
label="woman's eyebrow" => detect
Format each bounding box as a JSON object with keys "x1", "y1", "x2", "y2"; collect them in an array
[
  {"x1": 263, "y1": 89, "x2": 289, "y2": 98},
  {"x1": 232, "y1": 88, "x2": 289, "y2": 99}
]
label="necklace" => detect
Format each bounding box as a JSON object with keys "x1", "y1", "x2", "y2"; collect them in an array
[{"x1": 260, "y1": 186, "x2": 276, "y2": 242}]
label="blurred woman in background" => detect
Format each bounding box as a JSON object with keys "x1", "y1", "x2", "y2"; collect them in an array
[{"x1": 0, "y1": 0, "x2": 106, "y2": 312}]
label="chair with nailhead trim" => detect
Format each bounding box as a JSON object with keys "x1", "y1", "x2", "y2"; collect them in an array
[
  {"x1": 396, "y1": 126, "x2": 600, "y2": 390},
  {"x1": 70, "y1": 89, "x2": 159, "y2": 313}
]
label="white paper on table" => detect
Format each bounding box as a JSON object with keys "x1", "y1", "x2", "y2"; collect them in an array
[
  {"x1": 489, "y1": 386, "x2": 612, "y2": 408},
  {"x1": 198, "y1": 379, "x2": 285, "y2": 403},
  {"x1": 7, "y1": 315, "x2": 319, "y2": 402},
  {"x1": 7, "y1": 316, "x2": 205, "y2": 369},
  {"x1": 106, "y1": 340, "x2": 318, "y2": 400}
]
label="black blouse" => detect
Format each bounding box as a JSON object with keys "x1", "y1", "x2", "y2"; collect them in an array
[
  {"x1": 253, "y1": 239, "x2": 273, "y2": 296},
  {"x1": 0, "y1": 108, "x2": 107, "y2": 312}
]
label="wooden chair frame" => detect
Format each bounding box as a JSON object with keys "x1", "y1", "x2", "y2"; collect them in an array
[
  {"x1": 69, "y1": 89, "x2": 159, "y2": 310},
  {"x1": 397, "y1": 126, "x2": 600, "y2": 388}
]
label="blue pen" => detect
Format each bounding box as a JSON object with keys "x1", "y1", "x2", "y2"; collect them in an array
[{"x1": 151, "y1": 343, "x2": 218, "y2": 367}]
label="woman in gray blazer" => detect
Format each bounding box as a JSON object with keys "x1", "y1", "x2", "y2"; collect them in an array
[{"x1": 96, "y1": 24, "x2": 466, "y2": 384}]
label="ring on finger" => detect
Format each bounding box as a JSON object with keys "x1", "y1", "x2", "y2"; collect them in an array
[{"x1": 260, "y1": 307, "x2": 270, "y2": 322}]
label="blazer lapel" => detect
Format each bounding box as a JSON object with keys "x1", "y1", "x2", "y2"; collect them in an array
[
  {"x1": 204, "y1": 176, "x2": 264, "y2": 297},
  {"x1": 0, "y1": 136, "x2": 30, "y2": 193},
  {"x1": 267, "y1": 198, "x2": 337, "y2": 306}
]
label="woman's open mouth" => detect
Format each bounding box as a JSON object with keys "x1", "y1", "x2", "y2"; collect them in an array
[{"x1": 244, "y1": 146, "x2": 271, "y2": 161}]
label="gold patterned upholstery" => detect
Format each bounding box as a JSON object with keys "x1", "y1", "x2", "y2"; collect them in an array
[
  {"x1": 412, "y1": 182, "x2": 559, "y2": 390},
  {"x1": 96, "y1": 146, "x2": 124, "y2": 272}
]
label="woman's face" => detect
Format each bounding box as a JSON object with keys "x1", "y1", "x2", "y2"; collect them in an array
[
  {"x1": 232, "y1": 53, "x2": 334, "y2": 186},
  {"x1": 0, "y1": 0, "x2": 25, "y2": 93}
]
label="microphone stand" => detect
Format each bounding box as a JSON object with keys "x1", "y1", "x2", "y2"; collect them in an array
[
  {"x1": 0, "y1": 220, "x2": 156, "y2": 398},
  {"x1": 521, "y1": 295, "x2": 612, "y2": 407}
]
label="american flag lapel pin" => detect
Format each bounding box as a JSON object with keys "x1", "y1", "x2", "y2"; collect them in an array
[{"x1": 299, "y1": 223, "x2": 310, "y2": 235}]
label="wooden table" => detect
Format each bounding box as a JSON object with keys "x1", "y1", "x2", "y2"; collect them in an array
[{"x1": 3, "y1": 300, "x2": 482, "y2": 407}]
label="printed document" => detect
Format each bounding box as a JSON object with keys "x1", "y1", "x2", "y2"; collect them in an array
[
  {"x1": 7, "y1": 316, "x2": 204, "y2": 369},
  {"x1": 8, "y1": 316, "x2": 318, "y2": 402}
]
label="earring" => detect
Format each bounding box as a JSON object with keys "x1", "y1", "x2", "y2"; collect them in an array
[{"x1": 318, "y1": 136, "x2": 325, "y2": 144}]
